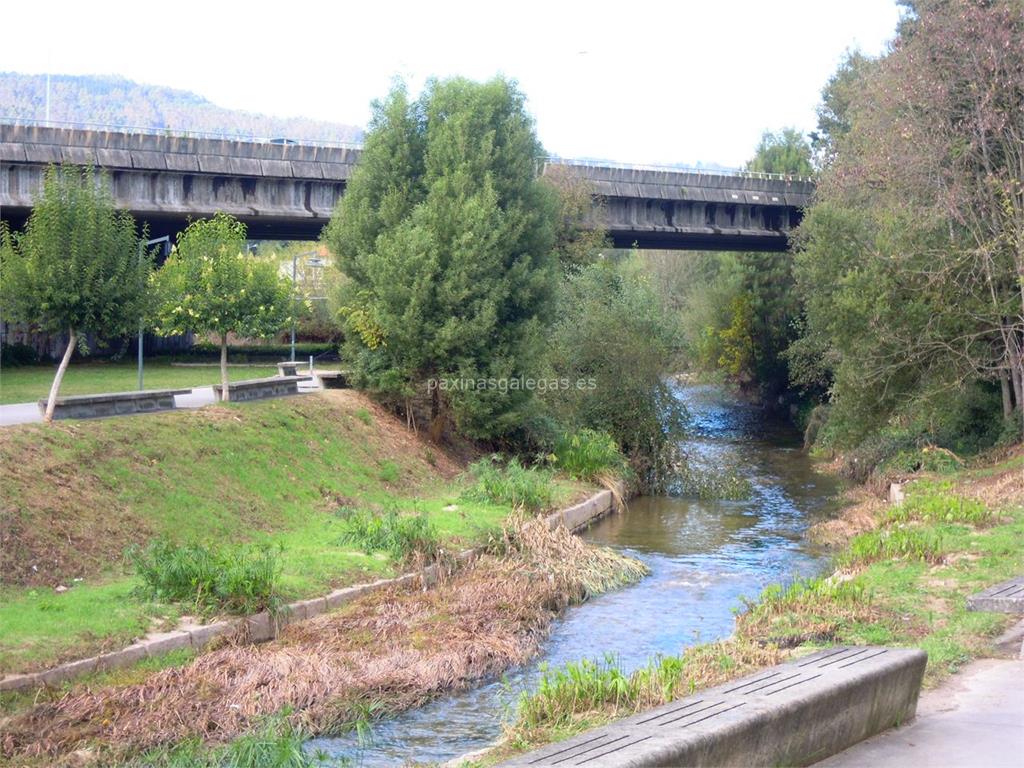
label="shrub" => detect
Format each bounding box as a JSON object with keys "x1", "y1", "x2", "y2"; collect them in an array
[
  {"x1": 879, "y1": 445, "x2": 964, "y2": 476},
  {"x1": 0, "y1": 342, "x2": 40, "y2": 366},
  {"x1": 885, "y1": 489, "x2": 993, "y2": 526},
  {"x1": 552, "y1": 429, "x2": 627, "y2": 481},
  {"x1": 846, "y1": 527, "x2": 945, "y2": 564},
  {"x1": 128, "y1": 539, "x2": 281, "y2": 615},
  {"x1": 336, "y1": 506, "x2": 439, "y2": 564},
  {"x1": 464, "y1": 456, "x2": 554, "y2": 512}
]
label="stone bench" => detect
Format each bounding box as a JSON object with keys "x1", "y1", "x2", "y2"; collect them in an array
[
  {"x1": 277, "y1": 361, "x2": 300, "y2": 377},
  {"x1": 967, "y1": 576, "x2": 1024, "y2": 614},
  {"x1": 212, "y1": 375, "x2": 311, "y2": 402},
  {"x1": 38, "y1": 389, "x2": 191, "y2": 420},
  {"x1": 500, "y1": 646, "x2": 927, "y2": 768}
]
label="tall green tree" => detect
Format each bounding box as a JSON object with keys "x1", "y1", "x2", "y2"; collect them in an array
[
  {"x1": 324, "y1": 77, "x2": 558, "y2": 440},
  {"x1": 0, "y1": 165, "x2": 152, "y2": 421},
  {"x1": 153, "y1": 214, "x2": 291, "y2": 401},
  {"x1": 794, "y1": 0, "x2": 1024, "y2": 445}
]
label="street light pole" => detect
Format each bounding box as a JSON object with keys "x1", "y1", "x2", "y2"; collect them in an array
[
  {"x1": 138, "y1": 236, "x2": 170, "y2": 390},
  {"x1": 290, "y1": 250, "x2": 319, "y2": 364}
]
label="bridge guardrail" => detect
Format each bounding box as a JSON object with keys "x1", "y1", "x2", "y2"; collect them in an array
[{"x1": 1, "y1": 117, "x2": 815, "y2": 184}]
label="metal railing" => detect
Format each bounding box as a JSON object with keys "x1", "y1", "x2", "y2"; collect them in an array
[{"x1": 0, "y1": 116, "x2": 816, "y2": 182}]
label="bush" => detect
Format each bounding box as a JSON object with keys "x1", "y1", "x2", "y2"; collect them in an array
[
  {"x1": 552, "y1": 429, "x2": 627, "y2": 481},
  {"x1": 128, "y1": 539, "x2": 282, "y2": 615},
  {"x1": 336, "y1": 506, "x2": 439, "y2": 563},
  {"x1": 879, "y1": 445, "x2": 964, "y2": 476},
  {"x1": 184, "y1": 342, "x2": 338, "y2": 362},
  {"x1": 846, "y1": 527, "x2": 945, "y2": 564},
  {"x1": 885, "y1": 488, "x2": 993, "y2": 526},
  {"x1": 464, "y1": 456, "x2": 555, "y2": 512}
]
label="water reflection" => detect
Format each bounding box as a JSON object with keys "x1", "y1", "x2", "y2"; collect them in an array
[{"x1": 310, "y1": 385, "x2": 840, "y2": 766}]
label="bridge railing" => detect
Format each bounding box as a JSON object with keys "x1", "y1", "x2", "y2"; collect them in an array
[
  {"x1": 0, "y1": 116, "x2": 365, "y2": 150},
  {"x1": 2, "y1": 117, "x2": 816, "y2": 183},
  {"x1": 546, "y1": 156, "x2": 815, "y2": 184}
]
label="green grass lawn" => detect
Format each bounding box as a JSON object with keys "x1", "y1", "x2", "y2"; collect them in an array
[
  {"x1": 0, "y1": 391, "x2": 583, "y2": 673},
  {"x1": 0, "y1": 360, "x2": 280, "y2": 404}
]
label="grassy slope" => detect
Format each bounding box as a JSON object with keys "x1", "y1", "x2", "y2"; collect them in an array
[
  {"x1": 0, "y1": 361, "x2": 279, "y2": 404},
  {"x1": 0, "y1": 391, "x2": 577, "y2": 673},
  {"x1": 484, "y1": 452, "x2": 1024, "y2": 762}
]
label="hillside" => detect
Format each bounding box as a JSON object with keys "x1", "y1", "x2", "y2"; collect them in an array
[{"x1": 0, "y1": 72, "x2": 363, "y2": 143}]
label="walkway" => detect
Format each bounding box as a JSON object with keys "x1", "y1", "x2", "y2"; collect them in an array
[
  {"x1": 0, "y1": 382, "x2": 321, "y2": 426},
  {"x1": 818, "y1": 657, "x2": 1024, "y2": 768}
]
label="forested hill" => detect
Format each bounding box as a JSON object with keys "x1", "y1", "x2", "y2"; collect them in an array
[{"x1": 0, "y1": 72, "x2": 364, "y2": 143}]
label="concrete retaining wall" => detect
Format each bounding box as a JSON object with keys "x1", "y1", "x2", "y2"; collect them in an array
[
  {"x1": 38, "y1": 388, "x2": 190, "y2": 420},
  {"x1": 212, "y1": 375, "x2": 310, "y2": 402},
  {"x1": 0, "y1": 488, "x2": 618, "y2": 693},
  {"x1": 500, "y1": 646, "x2": 928, "y2": 768}
]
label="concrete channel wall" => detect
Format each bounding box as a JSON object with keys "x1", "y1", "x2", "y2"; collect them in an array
[
  {"x1": 39, "y1": 388, "x2": 191, "y2": 420},
  {"x1": 0, "y1": 489, "x2": 617, "y2": 693}
]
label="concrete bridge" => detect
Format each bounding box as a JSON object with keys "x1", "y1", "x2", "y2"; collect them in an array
[{"x1": 0, "y1": 124, "x2": 814, "y2": 251}]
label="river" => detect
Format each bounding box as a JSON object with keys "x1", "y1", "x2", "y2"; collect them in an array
[{"x1": 310, "y1": 383, "x2": 842, "y2": 765}]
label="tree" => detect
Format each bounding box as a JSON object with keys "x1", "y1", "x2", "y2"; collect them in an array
[
  {"x1": 794, "y1": 0, "x2": 1024, "y2": 443},
  {"x1": 745, "y1": 128, "x2": 814, "y2": 176},
  {"x1": 0, "y1": 165, "x2": 151, "y2": 421},
  {"x1": 542, "y1": 256, "x2": 684, "y2": 491},
  {"x1": 324, "y1": 77, "x2": 558, "y2": 440},
  {"x1": 542, "y1": 164, "x2": 610, "y2": 273},
  {"x1": 153, "y1": 214, "x2": 291, "y2": 401}
]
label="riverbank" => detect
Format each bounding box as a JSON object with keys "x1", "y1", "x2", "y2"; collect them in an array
[
  {"x1": 0, "y1": 390, "x2": 585, "y2": 675},
  {"x1": 473, "y1": 449, "x2": 1023, "y2": 764},
  {"x1": 0, "y1": 517, "x2": 647, "y2": 766}
]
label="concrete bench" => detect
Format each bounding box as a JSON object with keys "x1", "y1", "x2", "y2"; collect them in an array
[
  {"x1": 276, "y1": 361, "x2": 300, "y2": 377},
  {"x1": 212, "y1": 375, "x2": 311, "y2": 402},
  {"x1": 37, "y1": 389, "x2": 191, "y2": 420},
  {"x1": 500, "y1": 646, "x2": 926, "y2": 768},
  {"x1": 967, "y1": 576, "x2": 1024, "y2": 614}
]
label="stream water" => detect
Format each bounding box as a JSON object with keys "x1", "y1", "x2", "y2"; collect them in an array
[{"x1": 310, "y1": 384, "x2": 842, "y2": 766}]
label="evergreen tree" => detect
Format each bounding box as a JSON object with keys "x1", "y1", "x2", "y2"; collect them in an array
[{"x1": 324, "y1": 77, "x2": 558, "y2": 439}]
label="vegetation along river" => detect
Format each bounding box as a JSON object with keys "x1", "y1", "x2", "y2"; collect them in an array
[{"x1": 311, "y1": 383, "x2": 843, "y2": 765}]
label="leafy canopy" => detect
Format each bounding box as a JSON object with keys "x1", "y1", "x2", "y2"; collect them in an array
[
  {"x1": 324, "y1": 77, "x2": 559, "y2": 438},
  {"x1": 0, "y1": 164, "x2": 151, "y2": 339},
  {"x1": 153, "y1": 213, "x2": 291, "y2": 339}
]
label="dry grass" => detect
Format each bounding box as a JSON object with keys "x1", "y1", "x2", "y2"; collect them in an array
[{"x1": 0, "y1": 520, "x2": 646, "y2": 764}]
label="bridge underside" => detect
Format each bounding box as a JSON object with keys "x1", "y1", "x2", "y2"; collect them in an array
[{"x1": 1, "y1": 205, "x2": 794, "y2": 251}]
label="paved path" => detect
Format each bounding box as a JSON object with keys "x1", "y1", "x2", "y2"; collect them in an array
[
  {"x1": 818, "y1": 657, "x2": 1024, "y2": 768},
  {"x1": 0, "y1": 383, "x2": 321, "y2": 426}
]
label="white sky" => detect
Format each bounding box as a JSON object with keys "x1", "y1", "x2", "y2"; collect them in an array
[{"x1": 1, "y1": 0, "x2": 903, "y2": 167}]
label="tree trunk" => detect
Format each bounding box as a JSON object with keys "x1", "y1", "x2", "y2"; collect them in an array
[
  {"x1": 428, "y1": 383, "x2": 445, "y2": 443},
  {"x1": 44, "y1": 328, "x2": 76, "y2": 423},
  {"x1": 1000, "y1": 369, "x2": 1013, "y2": 419},
  {"x1": 220, "y1": 333, "x2": 230, "y2": 403},
  {"x1": 1010, "y1": 334, "x2": 1024, "y2": 435}
]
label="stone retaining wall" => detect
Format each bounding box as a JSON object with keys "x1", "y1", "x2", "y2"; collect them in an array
[{"x1": 212, "y1": 375, "x2": 310, "y2": 402}]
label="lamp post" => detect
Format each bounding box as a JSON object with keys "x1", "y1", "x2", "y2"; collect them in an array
[
  {"x1": 290, "y1": 250, "x2": 320, "y2": 363},
  {"x1": 137, "y1": 236, "x2": 170, "y2": 390}
]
